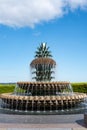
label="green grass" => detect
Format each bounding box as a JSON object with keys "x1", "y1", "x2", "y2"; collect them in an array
[
  {"x1": 0, "y1": 84, "x2": 15, "y2": 94},
  {"x1": 0, "y1": 82, "x2": 87, "y2": 94}
]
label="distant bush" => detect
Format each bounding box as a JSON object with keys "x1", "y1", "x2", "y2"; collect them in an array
[{"x1": 71, "y1": 83, "x2": 87, "y2": 93}]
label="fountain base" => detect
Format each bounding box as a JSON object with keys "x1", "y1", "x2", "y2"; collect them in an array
[{"x1": 0, "y1": 92, "x2": 87, "y2": 114}]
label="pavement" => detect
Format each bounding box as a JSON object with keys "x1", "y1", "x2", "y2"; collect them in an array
[
  {"x1": 0, "y1": 113, "x2": 85, "y2": 123},
  {"x1": 0, "y1": 113, "x2": 87, "y2": 130},
  {"x1": 0, "y1": 126, "x2": 87, "y2": 130},
  {"x1": 0, "y1": 128, "x2": 86, "y2": 130}
]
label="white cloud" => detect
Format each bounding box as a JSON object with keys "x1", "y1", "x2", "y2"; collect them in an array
[
  {"x1": 0, "y1": 0, "x2": 87, "y2": 28},
  {"x1": 66, "y1": 0, "x2": 87, "y2": 10}
]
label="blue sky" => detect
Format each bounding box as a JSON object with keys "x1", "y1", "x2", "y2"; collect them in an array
[{"x1": 0, "y1": 0, "x2": 87, "y2": 83}]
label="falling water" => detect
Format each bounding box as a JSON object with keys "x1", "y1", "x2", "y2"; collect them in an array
[{"x1": 0, "y1": 82, "x2": 87, "y2": 114}]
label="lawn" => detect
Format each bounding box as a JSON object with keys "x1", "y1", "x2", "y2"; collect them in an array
[
  {"x1": 0, "y1": 84, "x2": 15, "y2": 94},
  {"x1": 0, "y1": 82, "x2": 87, "y2": 94}
]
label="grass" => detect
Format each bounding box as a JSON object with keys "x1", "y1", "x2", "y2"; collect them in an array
[
  {"x1": 0, "y1": 84, "x2": 15, "y2": 94},
  {"x1": 0, "y1": 82, "x2": 87, "y2": 94}
]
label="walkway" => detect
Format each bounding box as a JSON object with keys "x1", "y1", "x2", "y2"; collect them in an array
[{"x1": 0, "y1": 114, "x2": 87, "y2": 129}]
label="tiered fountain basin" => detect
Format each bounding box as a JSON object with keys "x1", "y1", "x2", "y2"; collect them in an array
[
  {"x1": 0, "y1": 82, "x2": 87, "y2": 114},
  {"x1": 0, "y1": 92, "x2": 87, "y2": 110}
]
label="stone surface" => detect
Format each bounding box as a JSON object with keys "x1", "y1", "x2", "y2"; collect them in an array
[
  {"x1": 0, "y1": 129, "x2": 72, "y2": 130},
  {"x1": 0, "y1": 128, "x2": 87, "y2": 130},
  {"x1": 0, "y1": 129, "x2": 7, "y2": 130},
  {"x1": 73, "y1": 128, "x2": 87, "y2": 130},
  {"x1": 0, "y1": 113, "x2": 86, "y2": 129},
  {"x1": 0, "y1": 123, "x2": 86, "y2": 128},
  {"x1": 0, "y1": 114, "x2": 84, "y2": 124},
  {"x1": 0, "y1": 126, "x2": 86, "y2": 129},
  {"x1": 7, "y1": 129, "x2": 40, "y2": 130}
]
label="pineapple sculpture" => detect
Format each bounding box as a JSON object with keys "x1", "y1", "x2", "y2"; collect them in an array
[{"x1": 30, "y1": 43, "x2": 56, "y2": 82}]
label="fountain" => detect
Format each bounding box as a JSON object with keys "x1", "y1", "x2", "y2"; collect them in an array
[{"x1": 0, "y1": 43, "x2": 87, "y2": 114}]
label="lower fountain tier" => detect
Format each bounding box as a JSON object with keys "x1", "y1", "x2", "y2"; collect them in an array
[{"x1": 0, "y1": 93, "x2": 87, "y2": 111}]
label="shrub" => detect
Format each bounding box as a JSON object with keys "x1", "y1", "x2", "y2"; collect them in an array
[{"x1": 71, "y1": 83, "x2": 87, "y2": 93}]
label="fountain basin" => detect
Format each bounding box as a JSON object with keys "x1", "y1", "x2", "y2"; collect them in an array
[{"x1": 0, "y1": 92, "x2": 87, "y2": 112}]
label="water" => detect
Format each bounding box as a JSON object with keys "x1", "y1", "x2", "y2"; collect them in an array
[
  {"x1": 0, "y1": 82, "x2": 87, "y2": 115},
  {"x1": 0, "y1": 95, "x2": 87, "y2": 115}
]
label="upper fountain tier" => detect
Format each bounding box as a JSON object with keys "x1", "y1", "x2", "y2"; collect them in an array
[
  {"x1": 30, "y1": 57, "x2": 56, "y2": 67},
  {"x1": 15, "y1": 81, "x2": 73, "y2": 96},
  {"x1": 30, "y1": 57, "x2": 56, "y2": 82}
]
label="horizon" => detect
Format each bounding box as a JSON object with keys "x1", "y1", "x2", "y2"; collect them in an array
[{"x1": 0, "y1": 0, "x2": 87, "y2": 83}]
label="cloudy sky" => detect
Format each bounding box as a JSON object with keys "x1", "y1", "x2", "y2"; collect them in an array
[{"x1": 0, "y1": 0, "x2": 87, "y2": 82}]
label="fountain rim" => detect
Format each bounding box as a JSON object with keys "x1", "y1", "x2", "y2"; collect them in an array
[
  {"x1": 0, "y1": 92, "x2": 87, "y2": 101},
  {"x1": 17, "y1": 81, "x2": 70, "y2": 85},
  {"x1": 30, "y1": 57, "x2": 56, "y2": 67}
]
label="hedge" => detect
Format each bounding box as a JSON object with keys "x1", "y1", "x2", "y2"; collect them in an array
[{"x1": 71, "y1": 83, "x2": 87, "y2": 93}]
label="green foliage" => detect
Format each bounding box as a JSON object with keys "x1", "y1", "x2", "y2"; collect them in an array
[
  {"x1": 35, "y1": 43, "x2": 52, "y2": 58},
  {"x1": 71, "y1": 82, "x2": 87, "y2": 93},
  {"x1": 0, "y1": 84, "x2": 15, "y2": 94}
]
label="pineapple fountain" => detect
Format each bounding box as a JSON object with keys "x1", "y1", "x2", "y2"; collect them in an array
[{"x1": 0, "y1": 43, "x2": 87, "y2": 114}]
